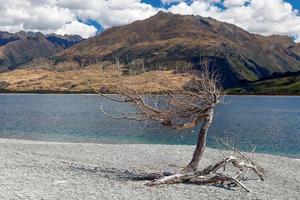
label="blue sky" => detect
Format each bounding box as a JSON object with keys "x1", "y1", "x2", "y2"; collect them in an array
[
  {"x1": 143, "y1": 0, "x2": 163, "y2": 7},
  {"x1": 144, "y1": 0, "x2": 300, "y2": 9},
  {"x1": 1, "y1": 0, "x2": 300, "y2": 41},
  {"x1": 142, "y1": 0, "x2": 180, "y2": 8},
  {"x1": 287, "y1": 0, "x2": 300, "y2": 9}
]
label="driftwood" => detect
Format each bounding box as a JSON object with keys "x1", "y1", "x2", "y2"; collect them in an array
[{"x1": 131, "y1": 148, "x2": 264, "y2": 192}]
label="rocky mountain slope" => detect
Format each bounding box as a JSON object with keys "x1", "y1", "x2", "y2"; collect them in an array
[
  {"x1": 49, "y1": 11, "x2": 300, "y2": 87},
  {"x1": 0, "y1": 32, "x2": 83, "y2": 72}
]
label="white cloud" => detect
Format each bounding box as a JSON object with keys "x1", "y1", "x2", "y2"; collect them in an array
[
  {"x1": 294, "y1": 35, "x2": 300, "y2": 43},
  {"x1": 168, "y1": 1, "x2": 221, "y2": 17},
  {"x1": 166, "y1": 0, "x2": 300, "y2": 41},
  {"x1": 0, "y1": 0, "x2": 75, "y2": 35},
  {"x1": 223, "y1": 0, "x2": 249, "y2": 7},
  {"x1": 0, "y1": 0, "x2": 158, "y2": 37},
  {"x1": 57, "y1": 0, "x2": 158, "y2": 28},
  {"x1": 56, "y1": 20, "x2": 97, "y2": 38},
  {"x1": 0, "y1": 0, "x2": 300, "y2": 41}
]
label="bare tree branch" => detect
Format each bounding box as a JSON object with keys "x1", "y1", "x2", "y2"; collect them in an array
[
  {"x1": 93, "y1": 60, "x2": 221, "y2": 131},
  {"x1": 84, "y1": 59, "x2": 263, "y2": 192}
]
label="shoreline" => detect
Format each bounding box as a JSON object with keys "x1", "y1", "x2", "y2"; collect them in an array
[
  {"x1": 1, "y1": 91, "x2": 300, "y2": 97},
  {"x1": 0, "y1": 138, "x2": 299, "y2": 199},
  {"x1": 1, "y1": 137, "x2": 299, "y2": 160}
]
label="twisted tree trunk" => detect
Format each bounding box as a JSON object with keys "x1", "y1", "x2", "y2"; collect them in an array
[{"x1": 182, "y1": 108, "x2": 214, "y2": 173}]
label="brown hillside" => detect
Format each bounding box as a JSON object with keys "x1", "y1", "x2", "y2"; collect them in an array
[
  {"x1": 50, "y1": 11, "x2": 300, "y2": 87},
  {"x1": 0, "y1": 32, "x2": 83, "y2": 72}
]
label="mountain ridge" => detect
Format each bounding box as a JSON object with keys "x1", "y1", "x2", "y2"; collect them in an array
[
  {"x1": 48, "y1": 11, "x2": 300, "y2": 87},
  {"x1": 0, "y1": 31, "x2": 83, "y2": 72}
]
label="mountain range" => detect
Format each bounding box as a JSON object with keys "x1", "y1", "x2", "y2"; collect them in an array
[
  {"x1": 0, "y1": 11, "x2": 300, "y2": 92},
  {"x1": 0, "y1": 31, "x2": 83, "y2": 72},
  {"x1": 50, "y1": 11, "x2": 300, "y2": 87}
]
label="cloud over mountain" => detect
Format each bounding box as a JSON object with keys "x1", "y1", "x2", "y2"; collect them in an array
[
  {"x1": 56, "y1": 20, "x2": 97, "y2": 38},
  {"x1": 167, "y1": 0, "x2": 300, "y2": 41},
  {"x1": 0, "y1": 0, "x2": 300, "y2": 41}
]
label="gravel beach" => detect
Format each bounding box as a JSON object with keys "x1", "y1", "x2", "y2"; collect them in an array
[{"x1": 0, "y1": 138, "x2": 299, "y2": 200}]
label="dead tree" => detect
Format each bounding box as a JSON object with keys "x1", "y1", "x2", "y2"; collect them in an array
[
  {"x1": 113, "y1": 52, "x2": 123, "y2": 74},
  {"x1": 85, "y1": 62, "x2": 264, "y2": 191},
  {"x1": 101, "y1": 64, "x2": 220, "y2": 172}
]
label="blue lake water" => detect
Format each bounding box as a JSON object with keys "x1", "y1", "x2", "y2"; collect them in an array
[{"x1": 0, "y1": 94, "x2": 299, "y2": 158}]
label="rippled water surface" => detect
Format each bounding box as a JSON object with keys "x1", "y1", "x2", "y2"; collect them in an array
[{"x1": 0, "y1": 94, "x2": 299, "y2": 158}]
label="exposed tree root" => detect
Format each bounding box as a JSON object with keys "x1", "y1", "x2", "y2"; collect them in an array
[{"x1": 136, "y1": 151, "x2": 264, "y2": 193}]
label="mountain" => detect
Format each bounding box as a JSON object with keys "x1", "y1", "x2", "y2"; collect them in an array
[
  {"x1": 46, "y1": 34, "x2": 83, "y2": 48},
  {"x1": 0, "y1": 31, "x2": 83, "y2": 72},
  {"x1": 47, "y1": 11, "x2": 300, "y2": 87},
  {"x1": 288, "y1": 43, "x2": 300, "y2": 61},
  {"x1": 0, "y1": 32, "x2": 19, "y2": 46},
  {"x1": 228, "y1": 70, "x2": 300, "y2": 95}
]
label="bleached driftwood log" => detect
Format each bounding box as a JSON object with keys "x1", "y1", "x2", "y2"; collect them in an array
[{"x1": 139, "y1": 149, "x2": 264, "y2": 192}]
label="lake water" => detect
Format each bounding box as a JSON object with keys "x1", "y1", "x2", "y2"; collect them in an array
[{"x1": 0, "y1": 94, "x2": 299, "y2": 158}]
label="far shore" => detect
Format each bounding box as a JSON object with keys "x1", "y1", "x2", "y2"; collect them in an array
[
  {"x1": 1, "y1": 90, "x2": 300, "y2": 96},
  {"x1": 0, "y1": 138, "x2": 299, "y2": 199}
]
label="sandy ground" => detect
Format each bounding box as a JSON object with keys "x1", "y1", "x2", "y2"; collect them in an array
[{"x1": 0, "y1": 139, "x2": 299, "y2": 200}]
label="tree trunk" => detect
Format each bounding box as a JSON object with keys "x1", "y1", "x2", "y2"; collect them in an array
[{"x1": 182, "y1": 108, "x2": 214, "y2": 173}]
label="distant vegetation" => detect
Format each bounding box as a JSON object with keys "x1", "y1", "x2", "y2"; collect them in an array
[{"x1": 228, "y1": 71, "x2": 300, "y2": 95}]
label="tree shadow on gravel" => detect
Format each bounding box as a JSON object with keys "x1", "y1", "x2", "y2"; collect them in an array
[
  {"x1": 68, "y1": 163, "x2": 238, "y2": 191},
  {"x1": 68, "y1": 162, "x2": 163, "y2": 181}
]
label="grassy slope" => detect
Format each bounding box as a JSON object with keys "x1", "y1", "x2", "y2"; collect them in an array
[
  {"x1": 0, "y1": 67, "x2": 192, "y2": 94},
  {"x1": 1, "y1": 66, "x2": 300, "y2": 95},
  {"x1": 227, "y1": 75, "x2": 300, "y2": 95}
]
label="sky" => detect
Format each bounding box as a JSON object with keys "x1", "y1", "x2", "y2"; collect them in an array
[{"x1": 0, "y1": 0, "x2": 300, "y2": 41}]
